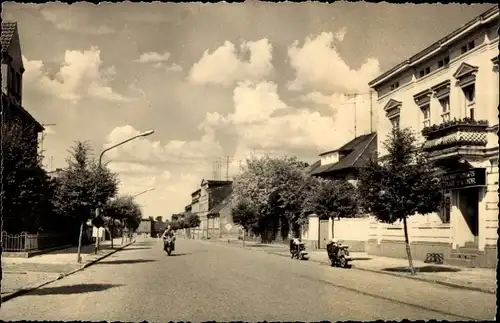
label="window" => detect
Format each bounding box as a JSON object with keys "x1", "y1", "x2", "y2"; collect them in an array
[
  {"x1": 439, "y1": 97, "x2": 450, "y2": 122},
  {"x1": 421, "y1": 104, "x2": 431, "y2": 127},
  {"x1": 390, "y1": 116, "x2": 400, "y2": 130},
  {"x1": 438, "y1": 56, "x2": 450, "y2": 68},
  {"x1": 440, "y1": 191, "x2": 451, "y2": 224},
  {"x1": 461, "y1": 41, "x2": 475, "y2": 54},
  {"x1": 418, "y1": 67, "x2": 431, "y2": 78},
  {"x1": 389, "y1": 82, "x2": 400, "y2": 91},
  {"x1": 463, "y1": 84, "x2": 476, "y2": 120}
]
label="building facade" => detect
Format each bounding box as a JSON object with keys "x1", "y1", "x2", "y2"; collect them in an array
[
  {"x1": 1, "y1": 21, "x2": 44, "y2": 161},
  {"x1": 367, "y1": 7, "x2": 499, "y2": 268}
]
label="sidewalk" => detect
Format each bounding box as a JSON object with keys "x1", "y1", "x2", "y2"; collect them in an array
[
  {"x1": 206, "y1": 239, "x2": 497, "y2": 294},
  {"x1": 1, "y1": 238, "x2": 135, "y2": 301}
]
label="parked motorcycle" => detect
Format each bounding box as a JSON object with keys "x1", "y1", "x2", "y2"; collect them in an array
[
  {"x1": 326, "y1": 240, "x2": 351, "y2": 268},
  {"x1": 290, "y1": 239, "x2": 309, "y2": 260},
  {"x1": 163, "y1": 236, "x2": 174, "y2": 256}
]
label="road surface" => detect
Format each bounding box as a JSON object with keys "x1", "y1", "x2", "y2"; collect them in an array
[{"x1": 0, "y1": 238, "x2": 495, "y2": 321}]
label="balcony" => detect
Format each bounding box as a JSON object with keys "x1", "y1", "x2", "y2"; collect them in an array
[{"x1": 421, "y1": 118, "x2": 489, "y2": 159}]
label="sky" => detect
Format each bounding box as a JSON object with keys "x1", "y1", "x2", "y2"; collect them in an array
[{"x1": 3, "y1": 1, "x2": 495, "y2": 219}]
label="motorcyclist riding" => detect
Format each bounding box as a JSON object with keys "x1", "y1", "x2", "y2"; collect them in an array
[{"x1": 161, "y1": 224, "x2": 176, "y2": 251}]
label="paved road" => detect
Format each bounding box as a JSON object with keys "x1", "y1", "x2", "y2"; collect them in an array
[{"x1": 0, "y1": 238, "x2": 495, "y2": 321}]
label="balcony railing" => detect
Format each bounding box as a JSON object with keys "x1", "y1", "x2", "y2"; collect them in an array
[{"x1": 421, "y1": 118, "x2": 488, "y2": 153}]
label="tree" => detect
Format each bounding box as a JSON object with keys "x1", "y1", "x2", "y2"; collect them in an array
[
  {"x1": 302, "y1": 178, "x2": 359, "y2": 239},
  {"x1": 232, "y1": 155, "x2": 312, "y2": 242},
  {"x1": 231, "y1": 199, "x2": 260, "y2": 235},
  {"x1": 1, "y1": 121, "x2": 57, "y2": 233},
  {"x1": 53, "y1": 141, "x2": 119, "y2": 261},
  {"x1": 357, "y1": 128, "x2": 442, "y2": 274},
  {"x1": 155, "y1": 216, "x2": 163, "y2": 223}
]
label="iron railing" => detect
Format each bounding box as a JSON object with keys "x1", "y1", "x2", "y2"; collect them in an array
[{"x1": 1, "y1": 231, "x2": 75, "y2": 252}]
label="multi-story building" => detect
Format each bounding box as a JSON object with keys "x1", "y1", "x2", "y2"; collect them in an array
[
  {"x1": 367, "y1": 7, "x2": 498, "y2": 267},
  {"x1": 1, "y1": 21, "x2": 44, "y2": 161}
]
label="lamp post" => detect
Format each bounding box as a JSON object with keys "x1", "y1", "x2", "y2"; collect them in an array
[{"x1": 94, "y1": 130, "x2": 154, "y2": 255}]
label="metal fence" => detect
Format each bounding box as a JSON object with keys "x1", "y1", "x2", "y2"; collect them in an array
[{"x1": 1, "y1": 231, "x2": 75, "y2": 252}]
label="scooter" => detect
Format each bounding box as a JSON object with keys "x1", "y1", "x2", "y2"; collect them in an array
[
  {"x1": 163, "y1": 236, "x2": 174, "y2": 256},
  {"x1": 290, "y1": 240, "x2": 309, "y2": 260},
  {"x1": 326, "y1": 240, "x2": 351, "y2": 268}
]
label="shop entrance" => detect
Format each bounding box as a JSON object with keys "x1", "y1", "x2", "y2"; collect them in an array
[{"x1": 458, "y1": 187, "x2": 480, "y2": 246}]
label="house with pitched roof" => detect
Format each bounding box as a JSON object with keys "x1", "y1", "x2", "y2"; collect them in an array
[
  {"x1": 309, "y1": 132, "x2": 377, "y2": 185},
  {"x1": 302, "y1": 133, "x2": 377, "y2": 250},
  {"x1": 1, "y1": 21, "x2": 44, "y2": 161}
]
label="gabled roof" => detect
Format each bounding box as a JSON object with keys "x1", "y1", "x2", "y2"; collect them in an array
[
  {"x1": 201, "y1": 179, "x2": 233, "y2": 187},
  {"x1": 311, "y1": 132, "x2": 377, "y2": 176},
  {"x1": 305, "y1": 160, "x2": 321, "y2": 174},
  {"x1": 1, "y1": 22, "x2": 17, "y2": 53},
  {"x1": 2, "y1": 95, "x2": 44, "y2": 132}
]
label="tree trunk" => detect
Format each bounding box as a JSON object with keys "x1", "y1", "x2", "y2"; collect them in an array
[
  {"x1": 77, "y1": 221, "x2": 84, "y2": 263},
  {"x1": 402, "y1": 217, "x2": 416, "y2": 275},
  {"x1": 110, "y1": 222, "x2": 114, "y2": 248}
]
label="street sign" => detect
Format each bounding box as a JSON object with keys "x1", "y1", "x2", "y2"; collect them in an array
[
  {"x1": 225, "y1": 223, "x2": 233, "y2": 232},
  {"x1": 92, "y1": 215, "x2": 104, "y2": 228}
]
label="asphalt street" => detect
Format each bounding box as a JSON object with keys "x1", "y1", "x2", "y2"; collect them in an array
[{"x1": 0, "y1": 238, "x2": 495, "y2": 321}]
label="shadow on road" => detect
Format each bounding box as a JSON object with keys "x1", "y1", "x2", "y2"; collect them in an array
[
  {"x1": 27, "y1": 283, "x2": 122, "y2": 296},
  {"x1": 353, "y1": 257, "x2": 372, "y2": 261},
  {"x1": 383, "y1": 265, "x2": 461, "y2": 273},
  {"x1": 121, "y1": 247, "x2": 152, "y2": 251},
  {"x1": 98, "y1": 259, "x2": 156, "y2": 265},
  {"x1": 167, "y1": 253, "x2": 190, "y2": 256}
]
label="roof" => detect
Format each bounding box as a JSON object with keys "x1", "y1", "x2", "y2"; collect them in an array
[
  {"x1": 1, "y1": 21, "x2": 17, "y2": 53},
  {"x1": 2, "y1": 95, "x2": 44, "y2": 132},
  {"x1": 191, "y1": 188, "x2": 201, "y2": 196},
  {"x1": 368, "y1": 6, "x2": 499, "y2": 88},
  {"x1": 207, "y1": 191, "x2": 234, "y2": 216},
  {"x1": 310, "y1": 133, "x2": 377, "y2": 176},
  {"x1": 202, "y1": 179, "x2": 233, "y2": 187},
  {"x1": 305, "y1": 160, "x2": 321, "y2": 174}
]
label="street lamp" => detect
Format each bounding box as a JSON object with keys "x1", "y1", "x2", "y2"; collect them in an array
[
  {"x1": 98, "y1": 130, "x2": 155, "y2": 167},
  {"x1": 132, "y1": 188, "x2": 155, "y2": 198},
  {"x1": 94, "y1": 129, "x2": 155, "y2": 254}
]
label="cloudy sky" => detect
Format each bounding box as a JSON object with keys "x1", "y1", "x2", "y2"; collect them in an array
[{"x1": 3, "y1": 1, "x2": 494, "y2": 219}]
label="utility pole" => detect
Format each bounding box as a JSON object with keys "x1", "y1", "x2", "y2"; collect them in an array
[
  {"x1": 40, "y1": 123, "x2": 56, "y2": 161},
  {"x1": 225, "y1": 156, "x2": 230, "y2": 181},
  {"x1": 369, "y1": 90, "x2": 373, "y2": 133}
]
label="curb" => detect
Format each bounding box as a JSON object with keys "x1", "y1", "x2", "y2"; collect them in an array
[
  {"x1": 208, "y1": 241, "x2": 495, "y2": 295},
  {"x1": 1, "y1": 240, "x2": 136, "y2": 303}
]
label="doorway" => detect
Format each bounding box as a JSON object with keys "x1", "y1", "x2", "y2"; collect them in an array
[
  {"x1": 319, "y1": 220, "x2": 329, "y2": 249},
  {"x1": 458, "y1": 187, "x2": 479, "y2": 246}
]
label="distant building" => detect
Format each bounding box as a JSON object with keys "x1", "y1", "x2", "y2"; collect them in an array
[
  {"x1": 368, "y1": 7, "x2": 498, "y2": 268},
  {"x1": 1, "y1": 21, "x2": 44, "y2": 162},
  {"x1": 48, "y1": 168, "x2": 65, "y2": 179},
  {"x1": 136, "y1": 219, "x2": 152, "y2": 237}
]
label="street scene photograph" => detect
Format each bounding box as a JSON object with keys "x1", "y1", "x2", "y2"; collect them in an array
[{"x1": 0, "y1": 1, "x2": 498, "y2": 322}]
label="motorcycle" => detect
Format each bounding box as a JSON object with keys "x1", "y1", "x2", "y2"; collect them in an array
[
  {"x1": 290, "y1": 239, "x2": 309, "y2": 260},
  {"x1": 326, "y1": 240, "x2": 351, "y2": 268},
  {"x1": 163, "y1": 236, "x2": 174, "y2": 256}
]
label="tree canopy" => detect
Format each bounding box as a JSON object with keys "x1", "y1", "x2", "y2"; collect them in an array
[
  {"x1": 302, "y1": 178, "x2": 358, "y2": 221},
  {"x1": 1, "y1": 122, "x2": 56, "y2": 233},
  {"x1": 53, "y1": 141, "x2": 119, "y2": 231},
  {"x1": 232, "y1": 155, "x2": 313, "y2": 240},
  {"x1": 357, "y1": 128, "x2": 442, "y2": 274}
]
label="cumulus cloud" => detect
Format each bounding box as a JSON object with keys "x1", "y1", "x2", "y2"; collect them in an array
[
  {"x1": 288, "y1": 31, "x2": 381, "y2": 93},
  {"x1": 188, "y1": 39, "x2": 273, "y2": 87},
  {"x1": 201, "y1": 81, "x2": 359, "y2": 161},
  {"x1": 40, "y1": 4, "x2": 115, "y2": 34},
  {"x1": 103, "y1": 125, "x2": 224, "y2": 165},
  {"x1": 23, "y1": 47, "x2": 129, "y2": 103}
]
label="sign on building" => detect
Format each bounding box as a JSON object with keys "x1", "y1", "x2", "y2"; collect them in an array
[{"x1": 441, "y1": 168, "x2": 486, "y2": 190}]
